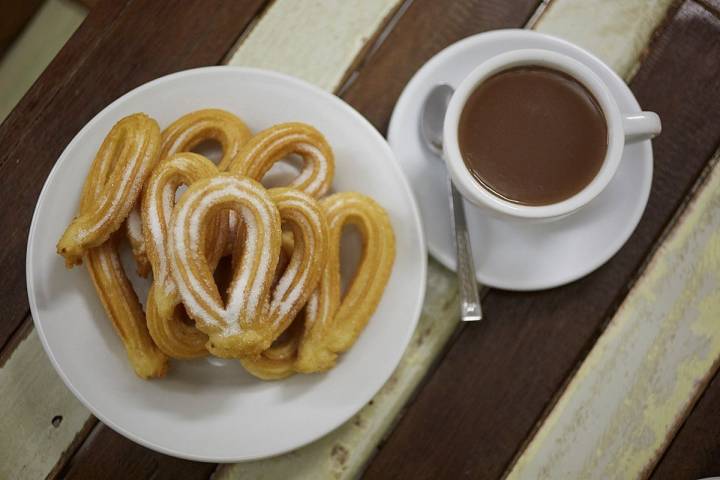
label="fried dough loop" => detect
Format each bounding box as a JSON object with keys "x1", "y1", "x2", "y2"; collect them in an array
[
  {"x1": 57, "y1": 113, "x2": 161, "y2": 267},
  {"x1": 57, "y1": 110, "x2": 395, "y2": 380},
  {"x1": 229, "y1": 122, "x2": 334, "y2": 198},
  {"x1": 58, "y1": 113, "x2": 167, "y2": 379},
  {"x1": 160, "y1": 108, "x2": 252, "y2": 171},
  {"x1": 127, "y1": 109, "x2": 251, "y2": 276},
  {"x1": 142, "y1": 152, "x2": 221, "y2": 358},
  {"x1": 169, "y1": 174, "x2": 282, "y2": 357},
  {"x1": 241, "y1": 192, "x2": 395, "y2": 380}
]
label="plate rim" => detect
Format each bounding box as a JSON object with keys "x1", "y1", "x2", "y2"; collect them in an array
[
  {"x1": 388, "y1": 28, "x2": 653, "y2": 291},
  {"x1": 26, "y1": 66, "x2": 428, "y2": 462}
]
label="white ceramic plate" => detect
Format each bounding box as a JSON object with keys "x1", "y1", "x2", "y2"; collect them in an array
[
  {"x1": 389, "y1": 29, "x2": 653, "y2": 290},
  {"x1": 26, "y1": 67, "x2": 426, "y2": 462}
]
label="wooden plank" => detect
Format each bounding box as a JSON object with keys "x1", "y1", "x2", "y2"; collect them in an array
[
  {"x1": 0, "y1": 0, "x2": 86, "y2": 122},
  {"x1": 0, "y1": 329, "x2": 94, "y2": 479},
  {"x1": 361, "y1": 1, "x2": 720, "y2": 478},
  {"x1": 0, "y1": 0, "x2": 268, "y2": 477},
  {"x1": 537, "y1": 0, "x2": 675, "y2": 76},
  {"x1": 226, "y1": 0, "x2": 404, "y2": 92},
  {"x1": 508, "y1": 147, "x2": 720, "y2": 478},
  {"x1": 61, "y1": 424, "x2": 217, "y2": 480}
]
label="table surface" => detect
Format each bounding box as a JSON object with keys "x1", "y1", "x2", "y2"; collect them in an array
[{"x1": 2, "y1": 0, "x2": 720, "y2": 478}]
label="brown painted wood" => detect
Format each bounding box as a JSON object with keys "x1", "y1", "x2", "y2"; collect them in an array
[
  {"x1": 0, "y1": 0, "x2": 45, "y2": 52},
  {"x1": 61, "y1": 424, "x2": 217, "y2": 480},
  {"x1": 0, "y1": 0, "x2": 267, "y2": 351},
  {"x1": 47, "y1": 417, "x2": 99, "y2": 479},
  {"x1": 75, "y1": 0, "x2": 99, "y2": 9},
  {"x1": 360, "y1": 1, "x2": 720, "y2": 479},
  {"x1": 651, "y1": 368, "x2": 720, "y2": 479}
]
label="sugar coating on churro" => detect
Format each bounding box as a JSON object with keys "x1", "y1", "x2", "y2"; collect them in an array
[{"x1": 57, "y1": 109, "x2": 394, "y2": 380}]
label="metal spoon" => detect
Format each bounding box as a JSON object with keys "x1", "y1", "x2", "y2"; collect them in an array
[{"x1": 420, "y1": 84, "x2": 482, "y2": 321}]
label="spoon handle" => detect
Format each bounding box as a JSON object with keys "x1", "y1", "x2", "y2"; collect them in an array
[{"x1": 448, "y1": 178, "x2": 482, "y2": 321}]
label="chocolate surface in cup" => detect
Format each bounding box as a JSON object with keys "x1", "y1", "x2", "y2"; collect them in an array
[{"x1": 458, "y1": 66, "x2": 608, "y2": 206}]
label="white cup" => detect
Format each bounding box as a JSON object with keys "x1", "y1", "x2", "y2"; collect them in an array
[{"x1": 443, "y1": 49, "x2": 661, "y2": 221}]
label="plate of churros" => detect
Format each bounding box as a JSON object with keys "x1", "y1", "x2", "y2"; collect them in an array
[{"x1": 26, "y1": 67, "x2": 426, "y2": 461}]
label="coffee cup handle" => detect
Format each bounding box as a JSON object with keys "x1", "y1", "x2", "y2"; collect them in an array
[{"x1": 622, "y1": 112, "x2": 661, "y2": 143}]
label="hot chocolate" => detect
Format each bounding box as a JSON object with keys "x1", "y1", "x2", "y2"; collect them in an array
[{"x1": 458, "y1": 66, "x2": 607, "y2": 206}]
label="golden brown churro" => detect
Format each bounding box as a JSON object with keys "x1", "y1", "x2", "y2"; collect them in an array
[
  {"x1": 169, "y1": 174, "x2": 282, "y2": 357},
  {"x1": 241, "y1": 192, "x2": 395, "y2": 379},
  {"x1": 58, "y1": 108, "x2": 395, "y2": 381},
  {"x1": 127, "y1": 109, "x2": 251, "y2": 275},
  {"x1": 59, "y1": 113, "x2": 167, "y2": 378},
  {"x1": 142, "y1": 153, "x2": 221, "y2": 358},
  {"x1": 57, "y1": 113, "x2": 161, "y2": 267},
  {"x1": 229, "y1": 122, "x2": 334, "y2": 198}
]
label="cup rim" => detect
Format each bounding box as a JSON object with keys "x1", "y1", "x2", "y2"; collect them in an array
[{"x1": 443, "y1": 48, "x2": 624, "y2": 219}]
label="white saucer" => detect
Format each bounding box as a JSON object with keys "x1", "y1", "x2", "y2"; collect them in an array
[
  {"x1": 26, "y1": 67, "x2": 426, "y2": 461},
  {"x1": 389, "y1": 29, "x2": 653, "y2": 290}
]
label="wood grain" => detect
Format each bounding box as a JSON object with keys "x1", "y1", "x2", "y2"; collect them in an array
[
  {"x1": 0, "y1": 328, "x2": 94, "y2": 479},
  {"x1": 0, "y1": 0, "x2": 268, "y2": 352},
  {"x1": 0, "y1": 0, "x2": 86, "y2": 121},
  {"x1": 61, "y1": 425, "x2": 217, "y2": 480},
  {"x1": 361, "y1": 1, "x2": 720, "y2": 478},
  {"x1": 537, "y1": 0, "x2": 675, "y2": 75}
]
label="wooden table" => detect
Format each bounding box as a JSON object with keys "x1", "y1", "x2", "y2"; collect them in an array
[{"x1": 2, "y1": 1, "x2": 720, "y2": 478}]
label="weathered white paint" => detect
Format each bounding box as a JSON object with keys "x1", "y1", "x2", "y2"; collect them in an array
[
  {"x1": 227, "y1": 0, "x2": 404, "y2": 91},
  {"x1": 0, "y1": 330, "x2": 90, "y2": 479},
  {"x1": 507, "y1": 152, "x2": 720, "y2": 479},
  {"x1": 0, "y1": 3, "x2": 89, "y2": 478},
  {"x1": 536, "y1": 0, "x2": 675, "y2": 77},
  {"x1": 0, "y1": 0, "x2": 86, "y2": 122}
]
